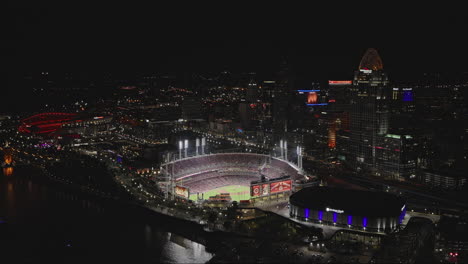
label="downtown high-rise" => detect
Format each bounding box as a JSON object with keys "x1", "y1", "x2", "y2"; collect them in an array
[{"x1": 349, "y1": 48, "x2": 390, "y2": 173}]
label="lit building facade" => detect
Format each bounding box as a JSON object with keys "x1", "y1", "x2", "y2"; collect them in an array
[
  {"x1": 375, "y1": 134, "x2": 417, "y2": 180},
  {"x1": 349, "y1": 48, "x2": 390, "y2": 173},
  {"x1": 420, "y1": 169, "x2": 467, "y2": 190}
]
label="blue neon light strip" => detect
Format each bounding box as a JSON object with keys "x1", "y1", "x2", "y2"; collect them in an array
[
  {"x1": 297, "y1": 90, "x2": 320, "y2": 92},
  {"x1": 304, "y1": 208, "x2": 310, "y2": 218},
  {"x1": 362, "y1": 217, "x2": 368, "y2": 227},
  {"x1": 306, "y1": 103, "x2": 328, "y2": 106},
  {"x1": 333, "y1": 213, "x2": 337, "y2": 223},
  {"x1": 318, "y1": 211, "x2": 323, "y2": 221},
  {"x1": 348, "y1": 215, "x2": 352, "y2": 225},
  {"x1": 399, "y1": 208, "x2": 406, "y2": 224}
]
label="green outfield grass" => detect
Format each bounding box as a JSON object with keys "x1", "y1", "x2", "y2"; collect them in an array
[{"x1": 189, "y1": 185, "x2": 251, "y2": 202}]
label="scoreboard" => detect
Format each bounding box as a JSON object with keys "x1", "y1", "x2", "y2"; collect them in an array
[
  {"x1": 251, "y1": 176, "x2": 292, "y2": 197},
  {"x1": 175, "y1": 185, "x2": 190, "y2": 199}
]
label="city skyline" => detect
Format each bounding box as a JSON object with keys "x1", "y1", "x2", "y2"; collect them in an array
[{"x1": 4, "y1": 4, "x2": 468, "y2": 264}]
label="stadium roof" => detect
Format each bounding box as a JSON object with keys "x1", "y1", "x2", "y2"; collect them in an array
[{"x1": 289, "y1": 186, "x2": 405, "y2": 217}]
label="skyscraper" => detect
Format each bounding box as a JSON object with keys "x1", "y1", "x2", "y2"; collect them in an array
[
  {"x1": 246, "y1": 78, "x2": 259, "y2": 103},
  {"x1": 272, "y1": 57, "x2": 294, "y2": 134},
  {"x1": 349, "y1": 48, "x2": 390, "y2": 172}
]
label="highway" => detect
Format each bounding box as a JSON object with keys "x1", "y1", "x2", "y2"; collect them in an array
[{"x1": 329, "y1": 172, "x2": 468, "y2": 215}]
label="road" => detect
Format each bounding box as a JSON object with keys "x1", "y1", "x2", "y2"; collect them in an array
[{"x1": 331, "y1": 173, "x2": 468, "y2": 214}]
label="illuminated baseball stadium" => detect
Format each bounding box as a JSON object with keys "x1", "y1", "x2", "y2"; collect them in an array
[{"x1": 161, "y1": 153, "x2": 306, "y2": 202}]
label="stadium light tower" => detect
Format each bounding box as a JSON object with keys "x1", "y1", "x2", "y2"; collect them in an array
[
  {"x1": 284, "y1": 140, "x2": 288, "y2": 161},
  {"x1": 201, "y1": 137, "x2": 206, "y2": 155},
  {"x1": 178, "y1": 140, "x2": 183, "y2": 160},
  {"x1": 280, "y1": 139, "x2": 288, "y2": 160},
  {"x1": 280, "y1": 140, "x2": 284, "y2": 159},
  {"x1": 196, "y1": 138, "x2": 200, "y2": 156},
  {"x1": 184, "y1": 139, "x2": 189, "y2": 158},
  {"x1": 297, "y1": 145, "x2": 303, "y2": 169}
]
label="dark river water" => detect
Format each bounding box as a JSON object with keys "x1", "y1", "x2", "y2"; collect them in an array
[{"x1": 0, "y1": 166, "x2": 213, "y2": 264}]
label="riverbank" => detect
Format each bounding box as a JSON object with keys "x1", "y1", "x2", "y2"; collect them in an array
[
  {"x1": 2, "y1": 151, "x2": 329, "y2": 263},
  {"x1": 0, "y1": 165, "x2": 217, "y2": 263}
]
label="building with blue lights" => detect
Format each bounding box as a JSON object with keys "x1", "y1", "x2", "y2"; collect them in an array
[{"x1": 289, "y1": 186, "x2": 406, "y2": 233}]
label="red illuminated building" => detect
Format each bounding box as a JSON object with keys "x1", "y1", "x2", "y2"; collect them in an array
[
  {"x1": 328, "y1": 123, "x2": 336, "y2": 149},
  {"x1": 18, "y1": 112, "x2": 78, "y2": 135},
  {"x1": 328, "y1": 80, "x2": 352, "y2": 85}
]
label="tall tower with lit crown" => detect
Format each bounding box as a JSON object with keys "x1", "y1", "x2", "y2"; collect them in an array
[{"x1": 349, "y1": 48, "x2": 390, "y2": 173}]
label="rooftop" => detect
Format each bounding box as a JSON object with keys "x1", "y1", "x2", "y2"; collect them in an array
[{"x1": 290, "y1": 186, "x2": 405, "y2": 217}]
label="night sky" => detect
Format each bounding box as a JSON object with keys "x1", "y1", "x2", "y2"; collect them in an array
[{"x1": 9, "y1": 3, "x2": 468, "y2": 82}]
